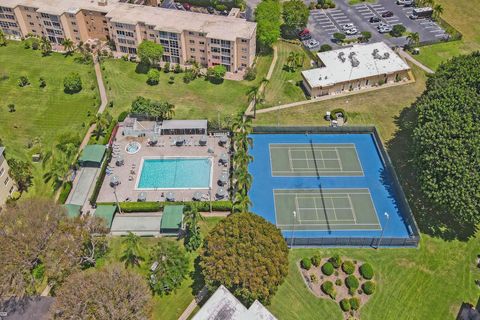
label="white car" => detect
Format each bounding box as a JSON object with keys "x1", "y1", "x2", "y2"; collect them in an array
[
  {"x1": 345, "y1": 28, "x2": 358, "y2": 35},
  {"x1": 378, "y1": 26, "x2": 392, "y2": 33},
  {"x1": 303, "y1": 39, "x2": 320, "y2": 49},
  {"x1": 342, "y1": 23, "x2": 355, "y2": 31}
]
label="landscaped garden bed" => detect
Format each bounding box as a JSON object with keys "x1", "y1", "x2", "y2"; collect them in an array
[{"x1": 299, "y1": 255, "x2": 376, "y2": 319}]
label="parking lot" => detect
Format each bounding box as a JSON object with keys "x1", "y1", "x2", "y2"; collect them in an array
[{"x1": 307, "y1": 0, "x2": 449, "y2": 49}]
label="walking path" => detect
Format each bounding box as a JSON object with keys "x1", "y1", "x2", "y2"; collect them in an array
[
  {"x1": 245, "y1": 45, "x2": 278, "y2": 116},
  {"x1": 94, "y1": 60, "x2": 108, "y2": 113},
  {"x1": 178, "y1": 287, "x2": 208, "y2": 320},
  {"x1": 397, "y1": 48, "x2": 435, "y2": 74},
  {"x1": 249, "y1": 78, "x2": 415, "y2": 115}
]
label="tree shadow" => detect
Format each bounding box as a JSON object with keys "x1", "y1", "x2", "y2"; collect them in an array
[
  {"x1": 386, "y1": 102, "x2": 477, "y2": 241},
  {"x1": 190, "y1": 256, "x2": 205, "y2": 297},
  {"x1": 135, "y1": 62, "x2": 150, "y2": 74}
]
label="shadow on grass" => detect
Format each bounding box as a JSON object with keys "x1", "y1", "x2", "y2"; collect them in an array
[
  {"x1": 190, "y1": 256, "x2": 205, "y2": 298},
  {"x1": 386, "y1": 102, "x2": 477, "y2": 241},
  {"x1": 135, "y1": 62, "x2": 150, "y2": 74}
]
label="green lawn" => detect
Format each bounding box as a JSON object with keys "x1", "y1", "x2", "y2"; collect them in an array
[
  {"x1": 98, "y1": 216, "x2": 223, "y2": 320},
  {"x1": 262, "y1": 41, "x2": 310, "y2": 108},
  {"x1": 0, "y1": 41, "x2": 99, "y2": 196},
  {"x1": 269, "y1": 234, "x2": 480, "y2": 319},
  {"x1": 415, "y1": 0, "x2": 480, "y2": 70},
  {"x1": 101, "y1": 54, "x2": 271, "y2": 120}
]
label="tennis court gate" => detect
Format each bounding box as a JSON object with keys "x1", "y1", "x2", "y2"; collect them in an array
[{"x1": 253, "y1": 125, "x2": 421, "y2": 248}]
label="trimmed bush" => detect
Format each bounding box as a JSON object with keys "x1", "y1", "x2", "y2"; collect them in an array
[
  {"x1": 319, "y1": 44, "x2": 332, "y2": 52},
  {"x1": 321, "y1": 262, "x2": 334, "y2": 276},
  {"x1": 58, "y1": 181, "x2": 72, "y2": 204},
  {"x1": 117, "y1": 111, "x2": 129, "y2": 122},
  {"x1": 301, "y1": 257, "x2": 312, "y2": 270},
  {"x1": 342, "y1": 261, "x2": 355, "y2": 275},
  {"x1": 146, "y1": 69, "x2": 160, "y2": 85},
  {"x1": 321, "y1": 281, "x2": 336, "y2": 299},
  {"x1": 362, "y1": 281, "x2": 376, "y2": 295},
  {"x1": 329, "y1": 254, "x2": 342, "y2": 269},
  {"x1": 335, "y1": 278, "x2": 342, "y2": 286},
  {"x1": 311, "y1": 255, "x2": 321, "y2": 267},
  {"x1": 89, "y1": 149, "x2": 112, "y2": 205},
  {"x1": 330, "y1": 108, "x2": 348, "y2": 122},
  {"x1": 96, "y1": 200, "x2": 233, "y2": 213},
  {"x1": 360, "y1": 263, "x2": 374, "y2": 280},
  {"x1": 310, "y1": 274, "x2": 318, "y2": 283},
  {"x1": 63, "y1": 72, "x2": 82, "y2": 93},
  {"x1": 345, "y1": 275, "x2": 359, "y2": 294},
  {"x1": 349, "y1": 297, "x2": 360, "y2": 310},
  {"x1": 340, "y1": 298, "x2": 351, "y2": 311}
]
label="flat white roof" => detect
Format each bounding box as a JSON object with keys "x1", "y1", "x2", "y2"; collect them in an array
[
  {"x1": 161, "y1": 120, "x2": 207, "y2": 130},
  {"x1": 302, "y1": 42, "x2": 410, "y2": 88}
]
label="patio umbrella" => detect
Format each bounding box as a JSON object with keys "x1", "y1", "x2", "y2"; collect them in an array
[
  {"x1": 219, "y1": 136, "x2": 228, "y2": 145},
  {"x1": 219, "y1": 153, "x2": 228, "y2": 163},
  {"x1": 138, "y1": 192, "x2": 147, "y2": 202},
  {"x1": 193, "y1": 191, "x2": 202, "y2": 201},
  {"x1": 218, "y1": 173, "x2": 228, "y2": 185},
  {"x1": 199, "y1": 135, "x2": 208, "y2": 146},
  {"x1": 166, "y1": 192, "x2": 175, "y2": 201},
  {"x1": 176, "y1": 137, "x2": 185, "y2": 146},
  {"x1": 115, "y1": 155, "x2": 124, "y2": 166},
  {"x1": 149, "y1": 133, "x2": 159, "y2": 143},
  {"x1": 110, "y1": 175, "x2": 120, "y2": 187},
  {"x1": 216, "y1": 187, "x2": 227, "y2": 199}
]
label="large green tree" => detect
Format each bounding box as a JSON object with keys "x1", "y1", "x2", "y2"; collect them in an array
[
  {"x1": 120, "y1": 232, "x2": 144, "y2": 268},
  {"x1": 282, "y1": 0, "x2": 309, "y2": 36},
  {"x1": 413, "y1": 52, "x2": 480, "y2": 225},
  {"x1": 130, "y1": 96, "x2": 175, "y2": 119},
  {"x1": 255, "y1": 0, "x2": 281, "y2": 50},
  {"x1": 201, "y1": 212, "x2": 289, "y2": 305},
  {"x1": 137, "y1": 40, "x2": 164, "y2": 66}
]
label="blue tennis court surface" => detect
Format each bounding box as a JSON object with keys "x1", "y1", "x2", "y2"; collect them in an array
[{"x1": 248, "y1": 131, "x2": 418, "y2": 246}]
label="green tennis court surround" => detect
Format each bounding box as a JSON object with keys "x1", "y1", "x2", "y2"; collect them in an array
[
  {"x1": 269, "y1": 143, "x2": 363, "y2": 176},
  {"x1": 274, "y1": 189, "x2": 380, "y2": 231}
]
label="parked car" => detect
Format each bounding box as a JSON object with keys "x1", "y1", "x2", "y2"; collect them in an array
[
  {"x1": 345, "y1": 28, "x2": 358, "y2": 35},
  {"x1": 378, "y1": 25, "x2": 392, "y2": 33},
  {"x1": 174, "y1": 2, "x2": 183, "y2": 9},
  {"x1": 342, "y1": 23, "x2": 355, "y2": 31},
  {"x1": 409, "y1": 7, "x2": 433, "y2": 19},
  {"x1": 182, "y1": 2, "x2": 191, "y2": 10},
  {"x1": 207, "y1": 6, "x2": 215, "y2": 13},
  {"x1": 381, "y1": 11, "x2": 394, "y2": 17},
  {"x1": 299, "y1": 33, "x2": 312, "y2": 40},
  {"x1": 369, "y1": 16, "x2": 381, "y2": 23},
  {"x1": 298, "y1": 29, "x2": 310, "y2": 37},
  {"x1": 396, "y1": 0, "x2": 413, "y2": 5},
  {"x1": 303, "y1": 39, "x2": 320, "y2": 49}
]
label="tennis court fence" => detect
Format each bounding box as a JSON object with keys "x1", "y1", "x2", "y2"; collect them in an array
[{"x1": 253, "y1": 126, "x2": 421, "y2": 248}]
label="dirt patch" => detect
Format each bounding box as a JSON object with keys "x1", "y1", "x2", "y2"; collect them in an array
[{"x1": 298, "y1": 257, "x2": 376, "y2": 319}]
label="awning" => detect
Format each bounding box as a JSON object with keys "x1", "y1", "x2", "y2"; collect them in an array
[
  {"x1": 78, "y1": 145, "x2": 106, "y2": 167},
  {"x1": 95, "y1": 205, "x2": 117, "y2": 228},
  {"x1": 160, "y1": 205, "x2": 184, "y2": 233},
  {"x1": 161, "y1": 120, "x2": 207, "y2": 131}
]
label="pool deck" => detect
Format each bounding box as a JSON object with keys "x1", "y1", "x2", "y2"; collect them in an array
[{"x1": 97, "y1": 129, "x2": 230, "y2": 204}]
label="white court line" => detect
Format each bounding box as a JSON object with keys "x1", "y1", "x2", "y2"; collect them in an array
[
  {"x1": 347, "y1": 194, "x2": 357, "y2": 223},
  {"x1": 334, "y1": 148, "x2": 343, "y2": 171},
  {"x1": 312, "y1": 197, "x2": 321, "y2": 221},
  {"x1": 287, "y1": 149, "x2": 295, "y2": 172}
]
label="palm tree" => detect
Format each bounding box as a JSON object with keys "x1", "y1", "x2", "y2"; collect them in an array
[
  {"x1": 120, "y1": 232, "x2": 144, "y2": 268},
  {"x1": 40, "y1": 37, "x2": 52, "y2": 56},
  {"x1": 406, "y1": 32, "x2": 420, "y2": 48},
  {"x1": 92, "y1": 126, "x2": 106, "y2": 141},
  {"x1": 433, "y1": 4, "x2": 443, "y2": 19},
  {"x1": 62, "y1": 38, "x2": 75, "y2": 55},
  {"x1": 233, "y1": 192, "x2": 252, "y2": 213},
  {"x1": 43, "y1": 152, "x2": 70, "y2": 189},
  {"x1": 160, "y1": 102, "x2": 175, "y2": 120},
  {"x1": 183, "y1": 204, "x2": 204, "y2": 229},
  {"x1": 235, "y1": 169, "x2": 252, "y2": 193},
  {"x1": 0, "y1": 30, "x2": 6, "y2": 47}
]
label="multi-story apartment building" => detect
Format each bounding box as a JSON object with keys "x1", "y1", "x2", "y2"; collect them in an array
[
  {"x1": 0, "y1": 0, "x2": 256, "y2": 72},
  {"x1": 0, "y1": 147, "x2": 16, "y2": 207}
]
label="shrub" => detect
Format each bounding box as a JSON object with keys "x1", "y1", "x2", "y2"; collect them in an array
[
  {"x1": 321, "y1": 262, "x2": 334, "y2": 276},
  {"x1": 18, "y1": 76, "x2": 30, "y2": 87},
  {"x1": 311, "y1": 255, "x2": 321, "y2": 267},
  {"x1": 146, "y1": 69, "x2": 160, "y2": 85},
  {"x1": 183, "y1": 70, "x2": 196, "y2": 84},
  {"x1": 117, "y1": 111, "x2": 129, "y2": 122},
  {"x1": 63, "y1": 72, "x2": 82, "y2": 93},
  {"x1": 39, "y1": 77, "x2": 46, "y2": 88},
  {"x1": 390, "y1": 24, "x2": 406, "y2": 37},
  {"x1": 310, "y1": 274, "x2": 318, "y2": 283},
  {"x1": 342, "y1": 261, "x2": 355, "y2": 275},
  {"x1": 340, "y1": 298, "x2": 351, "y2": 311},
  {"x1": 359, "y1": 263, "x2": 374, "y2": 280},
  {"x1": 333, "y1": 32, "x2": 346, "y2": 43},
  {"x1": 173, "y1": 64, "x2": 182, "y2": 74},
  {"x1": 329, "y1": 254, "x2": 342, "y2": 268},
  {"x1": 362, "y1": 281, "x2": 376, "y2": 295},
  {"x1": 244, "y1": 67, "x2": 257, "y2": 81},
  {"x1": 215, "y1": 4, "x2": 227, "y2": 11},
  {"x1": 301, "y1": 257, "x2": 312, "y2": 270},
  {"x1": 335, "y1": 278, "x2": 342, "y2": 286},
  {"x1": 163, "y1": 62, "x2": 170, "y2": 73},
  {"x1": 89, "y1": 149, "x2": 112, "y2": 205},
  {"x1": 96, "y1": 200, "x2": 233, "y2": 213},
  {"x1": 320, "y1": 44, "x2": 332, "y2": 52},
  {"x1": 345, "y1": 275, "x2": 359, "y2": 294},
  {"x1": 330, "y1": 108, "x2": 348, "y2": 122},
  {"x1": 321, "y1": 281, "x2": 336, "y2": 299},
  {"x1": 207, "y1": 65, "x2": 227, "y2": 84},
  {"x1": 349, "y1": 297, "x2": 360, "y2": 310},
  {"x1": 58, "y1": 181, "x2": 72, "y2": 204}
]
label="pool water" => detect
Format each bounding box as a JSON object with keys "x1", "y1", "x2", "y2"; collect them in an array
[{"x1": 137, "y1": 157, "x2": 212, "y2": 189}]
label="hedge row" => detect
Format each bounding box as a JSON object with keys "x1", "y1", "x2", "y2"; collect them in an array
[
  {"x1": 96, "y1": 200, "x2": 233, "y2": 213},
  {"x1": 89, "y1": 149, "x2": 112, "y2": 205},
  {"x1": 58, "y1": 181, "x2": 72, "y2": 204}
]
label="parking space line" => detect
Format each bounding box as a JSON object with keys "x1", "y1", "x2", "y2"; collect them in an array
[{"x1": 429, "y1": 29, "x2": 444, "y2": 33}]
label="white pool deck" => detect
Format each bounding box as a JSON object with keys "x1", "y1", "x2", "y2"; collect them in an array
[{"x1": 97, "y1": 130, "x2": 230, "y2": 204}]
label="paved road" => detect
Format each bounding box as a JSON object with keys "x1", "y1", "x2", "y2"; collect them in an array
[{"x1": 94, "y1": 60, "x2": 108, "y2": 113}]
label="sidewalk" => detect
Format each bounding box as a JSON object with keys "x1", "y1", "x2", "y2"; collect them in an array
[
  {"x1": 94, "y1": 60, "x2": 108, "y2": 113},
  {"x1": 178, "y1": 287, "x2": 208, "y2": 320}
]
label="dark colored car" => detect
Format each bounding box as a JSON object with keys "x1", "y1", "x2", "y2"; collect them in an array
[
  {"x1": 182, "y1": 2, "x2": 191, "y2": 10},
  {"x1": 220, "y1": 10, "x2": 228, "y2": 15},
  {"x1": 369, "y1": 16, "x2": 381, "y2": 23},
  {"x1": 207, "y1": 6, "x2": 215, "y2": 13},
  {"x1": 381, "y1": 11, "x2": 394, "y2": 17}
]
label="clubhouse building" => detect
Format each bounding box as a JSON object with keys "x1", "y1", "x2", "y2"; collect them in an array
[
  {"x1": 0, "y1": 0, "x2": 256, "y2": 72},
  {"x1": 301, "y1": 42, "x2": 411, "y2": 97}
]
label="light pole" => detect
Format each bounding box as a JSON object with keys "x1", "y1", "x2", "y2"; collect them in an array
[
  {"x1": 376, "y1": 212, "x2": 389, "y2": 249},
  {"x1": 113, "y1": 185, "x2": 123, "y2": 214},
  {"x1": 291, "y1": 210, "x2": 297, "y2": 248}
]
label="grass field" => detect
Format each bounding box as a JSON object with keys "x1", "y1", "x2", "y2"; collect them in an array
[
  {"x1": 415, "y1": 0, "x2": 480, "y2": 70},
  {"x1": 262, "y1": 41, "x2": 310, "y2": 108},
  {"x1": 269, "y1": 233, "x2": 480, "y2": 319},
  {"x1": 101, "y1": 54, "x2": 271, "y2": 120},
  {"x1": 255, "y1": 63, "x2": 426, "y2": 141},
  {"x1": 0, "y1": 41, "x2": 99, "y2": 196},
  {"x1": 97, "y1": 216, "x2": 223, "y2": 320}
]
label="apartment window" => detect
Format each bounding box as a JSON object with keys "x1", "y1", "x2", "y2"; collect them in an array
[
  {"x1": 221, "y1": 48, "x2": 230, "y2": 54},
  {"x1": 212, "y1": 55, "x2": 220, "y2": 59},
  {"x1": 212, "y1": 47, "x2": 220, "y2": 53},
  {"x1": 0, "y1": 167, "x2": 4, "y2": 176},
  {"x1": 9, "y1": 186, "x2": 14, "y2": 194},
  {"x1": 199, "y1": 32, "x2": 206, "y2": 37},
  {"x1": 73, "y1": 29, "x2": 78, "y2": 33},
  {"x1": 71, "y1": 21, "x2": 76, "y2": 25},
  {"x1": 0, "y1": 21, "x2": 17, "y2": 28},
  {"x1": 190, "y1": 48, "x2": 195, "y2": 52},
  {"x1": 29, "y1": 22, "x2": 34, "y2": 26},
  {"x1": 40, "y1": 13, "x2": 50, "y2": 18},
  {"x1": 189, "y1": 40, "x2": 195, "y2": 44},
  {"x1": 43, "y1": 20, "x2": 52, "y2": 26},
  {"x1": 52, "y1": 22, "x2": 61, "y2": 28},
  {"x1": 199, "y1": 41, "x2": 204, "y2": 45},
  {"x1": 188, "y1": 31, "x2": 194, "y2": 35},
  {"x1": 27, "y1": 14, "x2": 32, "y2": 17},
  {"x1": 4, "y1": 177, "x2": 9, "y2": 185},
  {"x1": 201, "y1": 57, "x2": 205, "y2": 61},
  {"x1": 128, "y1": 47, "x2": 137, "y2": 54},
  {"x1": 241, "y1": 55, "x2": 247, "y2": 59},
  {"x1": 241, "y1": 47, "x2": 247, "y2": 53},
  {"x1": 200, "y1": 49, "x2": 205, "y2": 53},
  {"x1": 190, "y1": 55, "x2": 195, "y2": 59},
  {"x1": 120, "y1": 46, "x2": 128, "y2": 53},
  {"x1": 211, "y1": 39, "x2": 220, "y2": 45},
  {"x1": 241, "y1": 39, "x2": 247, "y2": 43},
  {"x1": 241, "y1": 63, "x2": 247, "y2": 67}
]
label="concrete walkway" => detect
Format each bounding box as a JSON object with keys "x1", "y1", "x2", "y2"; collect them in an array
[
  {"x1": 178, "y1": 287, "x2": 208, "y2": 320},
  {"x1": 253, "y1": 78, "x2": 416, "y2": 115},
  {"x1": 94, "y1": 60, "x2": 108, "y2": 113},
  {"x1": 397, "y1": 48, "x2": 435, "y2": 74},
  {"x1": 245, "y1": 45, "x2": 278, "y2": 116}
]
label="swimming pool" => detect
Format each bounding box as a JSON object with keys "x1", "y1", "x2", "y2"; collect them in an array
[{"x1": 136, "y1": 157, "x2": 212, "y2": 189}]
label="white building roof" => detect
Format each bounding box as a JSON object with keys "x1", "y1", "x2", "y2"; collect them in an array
[
  {"x1": 302, "y1": 42, "x2": 410, "y2": 88},
  {"x1": 192, "y1": 285, "x2": 277, "y2": 320},
  {"x1": 160, "y1": 120, "x2": 207, "y2": 130}
]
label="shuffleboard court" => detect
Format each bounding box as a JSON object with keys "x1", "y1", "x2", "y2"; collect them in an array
[
  {"x1": 274, "y1": 189, "x2": 380, "y2": 231},
  {"x1": 269, "y1": 143, "x2": 363, "y2": 176}
]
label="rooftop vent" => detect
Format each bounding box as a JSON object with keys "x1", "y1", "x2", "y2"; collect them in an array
[
  {"x1": 349, "y1": 52, "x2": 359, "y2": 67},
  {"x1": 338, "y1": 52, "x2": 346, "y2": 63},
  {"x1": 98, "y1": 0, "x2": 107, "y2": 6},
  {"x1": 372, "y1": 49, "x2": 390, "y2": 60}
]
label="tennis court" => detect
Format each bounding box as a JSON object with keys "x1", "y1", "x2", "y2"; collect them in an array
[
  {"x1": 274, "y1": 189, "x2": 380, "y2": 231},
  {"x1": 269, "y1": 143, "x2": 363, "y2": 176}
]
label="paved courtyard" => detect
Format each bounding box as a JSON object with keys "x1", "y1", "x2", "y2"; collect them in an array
[
  {"x1": 97, "y1": 124, "x2": 230, "y2": 204},
  {"x1": 307, "y1": 0, "x2": 448, "y2": 49}
]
